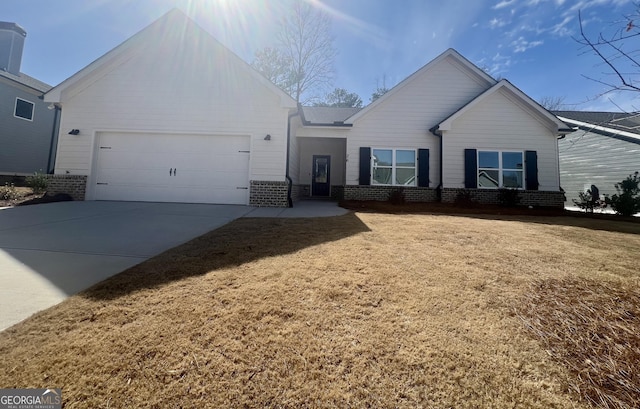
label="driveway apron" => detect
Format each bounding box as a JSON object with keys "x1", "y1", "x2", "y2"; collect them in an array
[{"x1": 0, "y1": 201, "x2": 253, "y2": 331}]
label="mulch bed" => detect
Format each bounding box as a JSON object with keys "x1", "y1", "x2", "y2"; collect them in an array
[{"x1": 339, "y1": 200, "x2": 640, "y2": 222}]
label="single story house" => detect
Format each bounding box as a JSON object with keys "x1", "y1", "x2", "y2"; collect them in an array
[
  {"x1": 555, "y1": 111, "x2": 640, "y2": 206},
  {"x1": 44, "y1": 9, "x2": 571, "y2": 207},
  {"x1": 0, "y1": 22, "x2": 59, "y2": 176}
]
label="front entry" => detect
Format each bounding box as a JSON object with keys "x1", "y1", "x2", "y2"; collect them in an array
[{"x1": 311, "y1": 155, "x2": 331, "y2": 197}]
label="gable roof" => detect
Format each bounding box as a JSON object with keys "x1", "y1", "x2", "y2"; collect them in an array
[
  {"x1": 300, "y1": 106, "x2": 362, "y2": 126},
  {"x1": 554, "y1": 110, "x2": 640, "y2": 144},
  {"x1": 0, "y1": 70, "x2": 52, "y2": 93},
  {"x1": 344, "y1": 48, "x2": 496, "y2": 124},
  {"x1": 433, "y1": 79, "x2": 573, "y2": 135},
  {"x1": 44, "y1": 9, "x2": 296, "y2": 108}
]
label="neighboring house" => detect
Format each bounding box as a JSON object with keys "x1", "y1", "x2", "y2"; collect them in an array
[
  {"x1": 0, "y1": 22, "x2": 59, "y2": 176},
  {"x1": 44, "y1": 9, "x2": 571, "y2": 207},
  {"x1": 554, "y1": 111, "x2": 640, "y2": 206}
]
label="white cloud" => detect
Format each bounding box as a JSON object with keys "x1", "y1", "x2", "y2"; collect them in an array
[
  {"x1": 551, "y1": 15, "x2": 574, "y2": 35},
  {"x1": 489, "y1": 52, "x2": 513, "y2": 77},
  {"x1": 490, "y1": 17, "x2": 509, "y2": 28},
  {"x1": 511, "y1": 36, "x2": 544, "y2": 52},
  {"x1": 493, "y1": 0, "x2": 516, "y2": 9}
]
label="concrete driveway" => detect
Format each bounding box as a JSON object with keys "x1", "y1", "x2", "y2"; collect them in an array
[
  {"x1": 0, "y1": 201, "x2": 254, "y2": 331},
  {"x1": 0, "y1": 200, "x2": 349, "y2": 331}
]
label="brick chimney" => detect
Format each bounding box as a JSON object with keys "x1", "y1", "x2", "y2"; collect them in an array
[{"x1": 0, "y1": 22, "x2": 27, "y2": 75}]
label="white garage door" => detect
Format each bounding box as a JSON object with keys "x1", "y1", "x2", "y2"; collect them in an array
[{"x1": 93, "y1": 132, "x2": 250, "y2": 204}]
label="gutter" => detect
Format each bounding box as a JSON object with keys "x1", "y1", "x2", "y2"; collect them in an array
[
  {"x1": 46, "y1": 105, "x2": 61, "y2": 174},
  {"x1": 286, "y1": 108, "x2": 301, "y2": 208},
  {"x1": 429, "y1": 125, "x2": 443, "y2": 201}
]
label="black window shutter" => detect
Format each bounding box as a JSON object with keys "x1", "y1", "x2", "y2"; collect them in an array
[
  {"x1": 417, "y1": 149, "x2": 429, "y2": 187},
  {"x1": 359, "y1": 147, "x2": 371, "y2": 185},
  {"x1": 525, "y1": 150, "x2": 538, "y2": 190},
  {"x1": 464, "y1": 149, "x2": 477, "y2": 188}
]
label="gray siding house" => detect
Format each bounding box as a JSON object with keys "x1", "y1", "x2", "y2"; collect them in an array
[
  {"x1": 555, "y1": 111, "x2": 640, "y2": 206},
  {"x1": 0, "y1": 22, "x2": 59, "y2": 176}
]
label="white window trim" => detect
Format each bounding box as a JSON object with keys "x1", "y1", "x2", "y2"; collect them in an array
[
  {"x1": 371, "y1": 148, "x2": 417, "y2": 186},
  {"x1": 14, "y1": 97, "x2": 35, "y2": 122},
  {"x1": 477, "y1": 150, "x2": 525, "y2": 189}
]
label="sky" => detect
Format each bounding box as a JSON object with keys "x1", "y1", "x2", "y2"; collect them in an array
[{"x1": 2, "y1": 0, "x2": 638, "y2": 111}]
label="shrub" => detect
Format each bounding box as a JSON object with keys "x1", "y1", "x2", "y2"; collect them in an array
[
  {"x1": 454, "y1": 190, "x2": 476, "y2": 207},
  {"x1": 573, "y1": 189, "x2": 606, "y2": 213},
  {"x1": 605, "y1": 172, "x2": 640, "y2": 216},
  {"x1": 0, "y1": 183, "x2": 20, "y2": 201},
  {"x1": 497, "y1": 188, "x2": 521, "y2": 207},
  {"x1": 26, "y1": 170, "x2": 48, "y2": 194},
  {"x1": 388, "y1": 188, "x2": 406, "y2": 205}
]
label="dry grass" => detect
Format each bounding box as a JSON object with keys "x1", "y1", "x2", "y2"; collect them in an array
[
  {"x1": 517, "y1": 278, "x2": 640, "y2": 409},
  {"x1": 0, "y1": 212, "x2": 639, "y2": 408}
]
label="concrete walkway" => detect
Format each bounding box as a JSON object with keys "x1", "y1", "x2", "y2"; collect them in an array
[{"x1": 0, "y1": 200, "x2": 347, "y2": 331}]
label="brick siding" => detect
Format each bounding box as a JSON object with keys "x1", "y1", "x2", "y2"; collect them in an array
[
  {"x1": 249, "y1": 180, "x2": 289, "y2": 207},
  {"x1": 342, "y1": 185, "x2": 439, "y2": 202},
  {"x1": 441, "y1": 188, "x2": 565, "y2": 208},
  {"x1": 46, "y1": 175, "x2": 87, "y2": 201},
  {"x1": 291, "y1": 184, "x2": 309, "y2": 201}
]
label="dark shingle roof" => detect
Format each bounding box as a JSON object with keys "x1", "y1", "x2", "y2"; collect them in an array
[
  {"x1": 554, "y1": 110, "x2": 640, "y2": 136},
  {"x1": 300, "y1": 106, "x2": 362, "y2": 126},
  {"x1": 0, "y1": 70, "x2": 52, "y2": 93}
]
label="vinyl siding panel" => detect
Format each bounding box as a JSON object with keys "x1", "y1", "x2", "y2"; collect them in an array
[
  {"x1": 0, "y1": 81, "x2": 57, "y2": 174},
  {"x1": 343, "y1": 56, "x2": 491, "y2": 187},
  {"x1": 442, "y1": 89, "x2": 559, "y2": 190},
  {"x1": 559, "y1": 130, "x2": 640, "y2": 204},
  {"x1": 54, "y1": 26, "x2": 291, "y2": 183}
]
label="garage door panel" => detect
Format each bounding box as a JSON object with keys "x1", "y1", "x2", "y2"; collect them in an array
[{"x1": 94, "y1": 132, "x2": 250, "y2": 204}]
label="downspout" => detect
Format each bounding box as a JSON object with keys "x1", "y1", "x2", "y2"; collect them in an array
[
  {"x1": 286, "y1": 108, "x2": 301, "y2": 208},
  {"x1": 429, "y1": 125, "x2": 443, "y2": 202},
  {"x1": 46, "y1": 105, "x2": 61, "y2": 174}
]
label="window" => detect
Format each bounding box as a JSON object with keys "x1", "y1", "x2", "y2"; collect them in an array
[
  {"x1": 478, "y1": 150, "x2": 523, "y2": 188},
  {"x1": 372, "y1": 148, "x2": 416, "y2": 186},
  {"x1": 14, "y1": 98, "x2": 34, "y2": 121}
]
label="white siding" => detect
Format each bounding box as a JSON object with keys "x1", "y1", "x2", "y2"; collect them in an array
[
  {"x1": 442, "y1": 89, "x2": 559, "y2": 190},
  {"x1": 54, "y1": 23, "x2": 291, "y2": 185},
  {"x1": 343, "y1": 55, "x2": 491, "y2": 187}
]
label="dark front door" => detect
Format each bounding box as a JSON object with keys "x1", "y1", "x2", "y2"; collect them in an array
[{"x1": 312, "y1": 155, "x2": 331, "y2": 197}]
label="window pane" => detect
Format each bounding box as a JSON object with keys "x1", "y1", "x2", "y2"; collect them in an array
[
  {"x1": 396, "y1": 168, "x2": 416, "y2": 186},
  {"x1": 373, "y1": 167, "x2": 392, "y2": 185},
  {"x1": 396, "y1": 150, "x2": 415, "y2": 167},
  {"x1": 372, "y1": 149, "x2": 392, "y2": 166},
  {"x1": 478, "y1": 170, "x2": 499, "y2": 188},
  {"x1": 503, "y1": 170, "x2": 523, "y2": 188},
  {"x1": 15, "y1": 99, "x2": 33, "y2": 120},
  {"x1": 314, "y1": 158, "x2": 328, "y2": 183},
  {"x1": 478, "y1": 151, "x2": 499, "y2": 168},
  {"x1": 502, "y1": 152, "x2": 523, "y2": 169}
]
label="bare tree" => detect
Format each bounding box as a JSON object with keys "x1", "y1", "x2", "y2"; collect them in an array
[
  {"x1": 576, "y1": 7, "x2": 640, "y2": 95},
  {"x1": 314, "y1": 88, "x2": 363, "y2": 108},
  {"x1": 370, "y1": 75, "x2": 391, "y2": 102},
  {"x1": 251, "y1": 48, "x2": 296, "y2": 93},
  {"x1": 252, "y1": 1, "x2": 336, "y2": 104},
  {"x1": 538, "y1": 95, "x2": 567, "y2": 111}
]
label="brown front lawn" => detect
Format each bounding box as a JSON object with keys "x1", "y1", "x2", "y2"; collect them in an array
[{"x1": 0, "y1": 212, "x2": 638, "y2": 408}]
